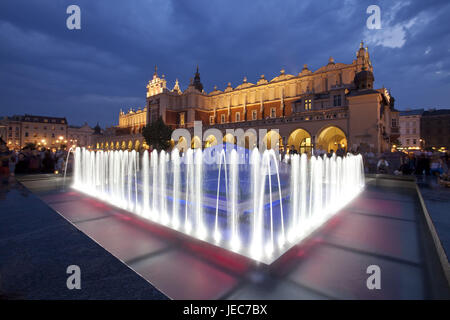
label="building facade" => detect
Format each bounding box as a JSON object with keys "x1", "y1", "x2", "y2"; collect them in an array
[
  {"x1": 399, "y1": 109, "x2": 423, "y2": 150},
  {"x1": 144, "y1": 42, "x2": 398, "y2": 154},
  {"x1": 118, "y1": 107, "x2": 148, "y2": 135},
  {"x1": 0, "y1": 114, "x2": 68, "y2": 150},
  {"x1": 93, "y1": 42, "x2": 399, "y2": 154},
  {"x1": 68, "y1": 122, "x2": 95, "y2": 148},
  {"x1": 421, "y1": 109, "x2": 450, "y2": 150}
]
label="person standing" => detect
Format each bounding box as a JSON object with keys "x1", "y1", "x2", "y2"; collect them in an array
[
  {"x1": 0, "y1": 142, "x2": 11, "y2": 176},
  {"x1": 377, "y1": 157, "x2": 389, "y2": 174},
  {"x1": 8, "y1": 151, "x2": 17, "y2": 176}
]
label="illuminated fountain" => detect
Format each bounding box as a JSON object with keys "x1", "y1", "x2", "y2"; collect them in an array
[{"x1": 72, "y1": 146, "x2": 365, "y2": 264}]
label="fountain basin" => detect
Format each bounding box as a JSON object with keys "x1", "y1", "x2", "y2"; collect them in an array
[{"x1": 72, "y1": 146, "x2": 365, "y2": 264}]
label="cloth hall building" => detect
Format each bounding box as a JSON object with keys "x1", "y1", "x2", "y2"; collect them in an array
[{"x1": 95, "y1": 42, "x2": 399, "y2": 154}]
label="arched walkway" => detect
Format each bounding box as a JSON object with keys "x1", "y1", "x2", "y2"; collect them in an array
[
  {"x1": 316, "y1": 126, "x2": 347, "y2": 153},
  {"x1": 263, "y1": 130, "x2": 283, "y2": 151},
  {"x1": 205, "y1": 135, "x2": 218, "y2": 148},
  {"x1": 287, "y1": 128, "x2": 312, "y2": 154},
  {"x1": 175, "y1": 136, "x2": 188, "y2": 152},
  {"x1": 223, "y1": 133, "x2": 235, "y2": 145},
  {"x1": 135, "y1": 140, "x2": 140, "y2": 151},
  {"x1": 191, "y1": 136, "x2": 202, "y2": 149}
]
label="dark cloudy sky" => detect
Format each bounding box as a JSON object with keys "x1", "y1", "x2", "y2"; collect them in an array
[{"x1": 1, "y1": 0, "x2": 449, "y2": 127}]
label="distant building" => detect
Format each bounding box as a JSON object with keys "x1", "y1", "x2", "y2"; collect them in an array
[
  {"x1": 421, "y1": 109, "x2": 450, "y2": 150},
  {"x1": 68, "y1": 122, "x2": 95, "y2": 148},
  {"x1": 118, "y1": 107, "x2": 147, "y2": 135},
  {"x1": 399, "y1": 109, "x2": 423, "y2": 150},
  {"x1": 0, "y1": 114, "x2": 68, "y2": 150}
]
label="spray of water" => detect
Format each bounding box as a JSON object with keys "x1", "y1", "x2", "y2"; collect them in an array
[{"x1": 72, "y1": 147, "x2": 365, "y2": 263}]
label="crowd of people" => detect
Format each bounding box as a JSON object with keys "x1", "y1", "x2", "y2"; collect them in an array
[{"x1": 0, "y1": 141, "x2": 69, "y2": 177}]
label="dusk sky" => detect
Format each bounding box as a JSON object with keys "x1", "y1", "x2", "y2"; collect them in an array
[{"x1": 1, "y1": 0, "x2": 449, "y2": 128}]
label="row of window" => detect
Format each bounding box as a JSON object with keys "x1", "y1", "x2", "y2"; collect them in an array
[
  {"x1": 8, "y1": 125, "x2": 65, "y2": 130},
  {"x1": 207, "y1": 110, "x2": 346, "y2": 125},
  {"x1": 23, "y1": 117, "x2": 65, "y2": 124},
  {"x1": 213, "y1": 109, "x2": 274, "y2": 124},
  {"x1": 404, "y1": 138, "x2": 418, "y2": 145}
]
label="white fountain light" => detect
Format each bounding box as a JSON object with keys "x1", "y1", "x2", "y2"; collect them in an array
[{"x1": 72, "y1": 146, "x2": 365, "y2": 264}]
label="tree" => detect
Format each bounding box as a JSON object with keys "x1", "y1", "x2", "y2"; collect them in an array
[{"x1": 142, "y1": 116, "x2": 173, "y2": 151}]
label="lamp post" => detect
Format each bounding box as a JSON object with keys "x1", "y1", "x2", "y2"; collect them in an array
[{"x1": 419, "y1": 138, "x2": 425, "y2": 150}]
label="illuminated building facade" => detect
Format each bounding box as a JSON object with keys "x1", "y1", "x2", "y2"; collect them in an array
[
  {"x1": 146, "y1": 42, "x2": 399, "y2": 154},
  {"x1": 0, "y1": 114, "x2": 68, "y2": 150},
  {"x1": 68, "y1": 122, "x2": 95, "y2": 148},
  {"x1": 94, "y1": 42, "x2": 399, "y2": 154},
  {"x1": 399, "y1": 109, "x2": 423, "y2": 150}
]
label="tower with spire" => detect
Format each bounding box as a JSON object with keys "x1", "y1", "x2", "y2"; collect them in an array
[
  {"x1": 192, "y1": 65, "x2": 204, "y2": 93},
  {"x1": 146, "y1": 64, "x2": 167, "y2": 97}
]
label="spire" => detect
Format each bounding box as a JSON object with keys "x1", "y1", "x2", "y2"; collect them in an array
[
  {"x1": 360, "y1": 40, "x2": 364, "y2": 49},
  {"x1": 193, "y1": 65, "x2": 203, "y2": 92},
  {"x1": 154, "y1": 65, "x2": 158, "y2": 77},
  {"x1": 173, "y1": 78, "x2": 181, "y2": 92}
]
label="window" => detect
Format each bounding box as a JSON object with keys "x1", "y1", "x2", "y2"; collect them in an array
[
  {"x1": 333, "y1": 95, "x2": 341, "y2": 107},
  {"x1": 270, "y1": 108, "x2": 276, "y2": 118},
  {"x1": 392, "y1": 118, "x2": 398, "y2": 127},
  {"x1": 305, "y1": 99, "x2": 312, "y2": 110},
  {"x1": 61, "y1": 127, "x2": 64, "y2": 130},
  {"x1": 179, "y1": 113, "x2": 185, "y2": 126},
  {"x1": 413, "y1": 139, "x2": 417, "y2": 145},
  {"x1": 221, "y1": 114, "x2": 225, "y2": 123},
  {"x1": 406, "y1": 139, "x2": 410, "y2": 145},
  {"x1": 252, "y1": 110, "x2": 257, "y2": 120},
  {"x1": 235, "y1": 112, "x2": 240, "y2": 122},
  {"x1": 25, "y1": 132, "x2": 29, "y2": 137},
  {"x1": 209, "y1": 116, "x2": 214, "y2": 125}
]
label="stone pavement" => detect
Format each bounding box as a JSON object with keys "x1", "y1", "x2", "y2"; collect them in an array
[
  {"x1": 0, "y1": 174, "x2": 168, "y2": 299},
  {"x1": 6, "y1": 174, "x2": 448, "y2": 299},
  {"x1": 416, "y1": 175, "x2": 450, "y2": 261}
]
